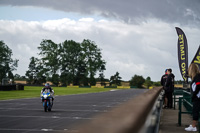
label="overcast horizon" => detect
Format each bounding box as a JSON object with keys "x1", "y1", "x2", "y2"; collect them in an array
[{"x1": 1, "y1": 0, "x2": 200, "y2": 81}]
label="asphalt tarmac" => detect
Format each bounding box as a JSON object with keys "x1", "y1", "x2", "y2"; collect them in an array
[{"x1": 0, "y1": 89, "x2": 146, "y2": 133}]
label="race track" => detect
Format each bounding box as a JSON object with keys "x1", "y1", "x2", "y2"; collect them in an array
[{"x1": 0, "y1": 89, "x2": 146, "y2": 133}]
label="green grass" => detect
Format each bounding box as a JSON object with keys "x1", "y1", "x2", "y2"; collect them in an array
[{"x1": 0, "y1": 86, "x2": 124, "y2": 100}]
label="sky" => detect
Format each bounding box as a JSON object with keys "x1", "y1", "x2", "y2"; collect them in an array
[{"x1": 0, "y1": 0, "x2": 200, "y2": 81}]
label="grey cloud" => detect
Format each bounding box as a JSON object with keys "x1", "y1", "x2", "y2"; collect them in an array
[
  {"x1": 1, "y1": 0, "x2": 200, "y2": 25},
  {"x1": 0, "y1": 18, "x2": 185, "y2": 81}
]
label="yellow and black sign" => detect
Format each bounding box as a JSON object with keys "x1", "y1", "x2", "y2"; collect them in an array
[
  {"x1": 191, "y1": 45, "x2": 200, "y2": 69},
  {"x1": 176, "y1": 27, "x2": 188, "y2": 82}
]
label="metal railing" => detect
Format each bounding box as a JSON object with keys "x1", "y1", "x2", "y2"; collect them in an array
[{"x1": 177, "y1": 90, "x2": 200, "y2": 133}]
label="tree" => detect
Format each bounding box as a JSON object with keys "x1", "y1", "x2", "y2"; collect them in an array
[
  {"x1": 0, "y1": 41, "x2": 18, "y2": 84},
  {"x1": 60, "y1": 39, "x2": 106, "y2": 86},
  {"x1": 25, "y1": 57, "x2": 46, "y2": 84},
  {"x1": 38, "y1": 40, "x2": 60, "y2": 85},
  {"x1": 14, "y1": 74, "x2": 21, "y2": 79},
  {"x1": 60, "y1": 40, "x2": 83, "y2": 85},
  {"x1": 175, "y1": 80, "x2": 184, "y2": 84},
  {"x1": 98, "y1": 73, "x2": 105, "y2": 86},
  {"x1": 76, "y1": 60, "x2": 88, "y2": 86},
  {"x1": 81, "y1": 39, "x2": 106, "y2": 85},
  {"x1": 144, "y1": 76, "x2": 153, "y2": 89},
  {"x1": 60, "y1": 71, "x2": 71, "y2": 86},
  {"x1": 153, "y1": 81, "x2": 161, "y2": 86},
  {"x1": 14, "y1": 74, "x2": 26, "y2": 80},
  {"x1": 51, "y1": 74, "x2": 60, "y2": 86},
  {"x1": 26, "y1": 39, "x2": 106, "y2": 86},
  {"x1": 130, "y1": 75, "x2": 145, "y2": 88},
  {"x1": 110, "y1": 72, "x2": 122, "y2": 86},
  {"x1": 98, "y1": 64, "x2": 106, "y2": 86}
]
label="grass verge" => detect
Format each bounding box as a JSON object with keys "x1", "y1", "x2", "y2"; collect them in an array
[{"x1": 0, "y1": 86, "x2": 126, "y2": 100}]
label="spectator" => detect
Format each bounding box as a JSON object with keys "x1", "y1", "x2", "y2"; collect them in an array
[
  {"x1": 165, "y1": 68, "x2": 175, "y2": 109},
  {"x1": 161, "y1": 69, "x2": 168, "y2": 108},
  {"x1": 185, "y1": 63, "x2": 200, "y2": 132}
]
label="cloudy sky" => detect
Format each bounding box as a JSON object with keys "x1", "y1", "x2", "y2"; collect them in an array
[{"x1": 0, "y1": 0, "x2": 200, "y2": 81}]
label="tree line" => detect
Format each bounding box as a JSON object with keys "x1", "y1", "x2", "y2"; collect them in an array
[
  {"x1": 0, "y1": 40, "x2": 161, "y2": 88},
  {"x1": 0, "y1": 41, "x2": 18, "y2": 82},
  {"x1": 25, "y1": 39, "x2": 106, "y2": 86}
]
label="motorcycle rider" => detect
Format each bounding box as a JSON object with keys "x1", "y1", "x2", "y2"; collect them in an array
[{"x1": 41, "y1": 83, "x2": 54, "y2": 102}]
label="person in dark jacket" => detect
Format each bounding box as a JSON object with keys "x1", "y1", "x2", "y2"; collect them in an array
[
  {"x1": 161, "y1": 69, "x2": 168, "y2": 86},
  {"x1": 185, "y1": 63, "x2": 200, "y2": 132},
  {"x1": 161, "y1": 69, "x2": 168, "y2": 108},
  {"x1": 165, "y1": 68, "x2": 175, "y2": 109},
  {"x1": 41, "y1": 83, "x2": 54, "y2": 93}
]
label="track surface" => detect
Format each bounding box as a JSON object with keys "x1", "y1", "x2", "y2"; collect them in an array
[{"x1": 0, "y1": 89, "x2": 146, "y2": 133}]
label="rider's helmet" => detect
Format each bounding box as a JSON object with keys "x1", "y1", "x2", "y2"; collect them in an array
[{"x1": 45, "y1": 83, "x2": 50, "y2": 88}]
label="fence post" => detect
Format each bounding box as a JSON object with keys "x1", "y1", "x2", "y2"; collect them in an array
[
  {"x1": 178, "y1": 97, "x2": 182, "y2": 126},
  {"x1": 173, "y1": 92, "x2": 175, "y2": 110}
]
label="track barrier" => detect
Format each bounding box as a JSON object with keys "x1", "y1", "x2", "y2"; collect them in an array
[
  {"x1": 0, "y1": 84, "x2": 24, "y2": 91},
  {"x1": 70, "y1": 87, "x2": 163, "y2": 133}
]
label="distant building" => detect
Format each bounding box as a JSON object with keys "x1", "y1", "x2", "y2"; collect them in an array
[
  {"x1": 96, "y1": 81, "x2": 110, "y2": 87},
  {"x1": 14, "y1": 80, "x2": 27, "y2": 84},
  {"x1": 121, "y1": 81, "x2": 130, "y2": 86}
]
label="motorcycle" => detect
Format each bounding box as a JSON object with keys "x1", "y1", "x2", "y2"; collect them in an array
[{"x1": 41, "y1": 92, "x2": 53, "y2": 112}]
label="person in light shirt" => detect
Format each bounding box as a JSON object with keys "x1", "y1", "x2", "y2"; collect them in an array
[{"x1": 185, "y1": 63, "x2": 200, "y2": 132}]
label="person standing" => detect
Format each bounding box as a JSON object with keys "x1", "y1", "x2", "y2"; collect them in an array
[
  {"x1": 165, "y1": 68, "x2": 175, "y2": 109},
  {"x1": 185, "y1": 63, "x2": 200, "y2": 132},
  {"x1": 161, "y1": 69, "x2": 168, "y2": 108}
]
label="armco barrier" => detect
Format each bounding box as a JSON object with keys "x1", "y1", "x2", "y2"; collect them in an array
[
  {"x1": 71, "y1": 87, "x2": 162, "y2": 133},
  {"x1": 91, "y1": 86, "x2": 105, "y2": 88},
  {"x1": 16, "y1": 85, "x2": 24, "y2": 90},
  {"x1": 117, "y1": 86, "x2": 130, "y2": 89},
  {"x1": 66, "y1": 86, "x2": 79, "y2": 88},
  {"x1": 0, "y1": 85, "x2": 24, "y2": 91},
  {"x1": 0, "y1": 85, "x2": 16, "y2": 91}
]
